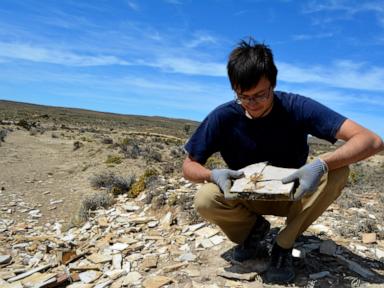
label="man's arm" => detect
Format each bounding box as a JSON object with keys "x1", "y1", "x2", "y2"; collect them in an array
[
  {"x1": 182, "y1": 156, "x2": 211, "y2": 183},
  {"x1": 320, "y1": 119, "x2": 384, "y2": 170}
]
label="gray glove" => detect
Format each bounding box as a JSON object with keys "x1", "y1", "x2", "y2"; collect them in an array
[
  {"x1": 210, "y1": 169, "x2": 244, "y2": 200},
  {"x1": 282, "y1": 158, "x2": 328, "y2": 201}
]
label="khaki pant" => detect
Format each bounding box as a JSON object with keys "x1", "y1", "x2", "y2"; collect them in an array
[{"x1": 194, "y1": 164, "x2": 349, "y2": 249}]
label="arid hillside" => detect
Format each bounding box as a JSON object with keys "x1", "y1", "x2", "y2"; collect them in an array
[{"x1": 0, "y1": 100, "x2": 384, "y2": 288}]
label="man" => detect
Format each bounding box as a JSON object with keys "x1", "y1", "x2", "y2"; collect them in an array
[{"x1": 182, "y1": 39, "x2": 384, "y2": 284}]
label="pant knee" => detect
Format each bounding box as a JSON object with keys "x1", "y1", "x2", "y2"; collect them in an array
[{"x1": 194, "y1": 183, "x2": 221, "y2": 217}]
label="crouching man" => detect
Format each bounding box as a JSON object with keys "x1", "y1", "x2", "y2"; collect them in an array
[{"x1": 182, "y1": 39, "x2": 384, "y2": 284}]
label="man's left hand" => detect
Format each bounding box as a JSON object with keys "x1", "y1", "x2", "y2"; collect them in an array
[{"x1": 282, "y1": 158, "x2": 328, "y2": 200}]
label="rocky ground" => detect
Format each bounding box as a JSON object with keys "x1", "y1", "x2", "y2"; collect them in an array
[{"x1": 1, "y1": 113, "x2": 384, "y2": 287}]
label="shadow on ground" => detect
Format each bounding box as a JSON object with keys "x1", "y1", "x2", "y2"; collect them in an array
[{"x1": 220, "y1": 228, "x2": 384, "y2": 287}]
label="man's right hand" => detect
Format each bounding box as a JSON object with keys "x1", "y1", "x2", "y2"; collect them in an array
[{"x1": 210, "y1": 169, "x2": 244, "y2": 198}]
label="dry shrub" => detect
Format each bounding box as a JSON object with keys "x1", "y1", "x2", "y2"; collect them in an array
[
  {"x1": 101, "y1": 137, "x2": 113, "y2": 144},
  {"x1": 0, "y1": 129, "x2": 7, "y2": 142},
  {"x1": 105, "y1": 154, "x2": 122, "y2": 164},
  {"x1": 78, "y1": 191, "x2": 114, "y2": 221},
  {"x1": 73, "y1": 141, "x2": 83, "y2": 151},
  {"x1": 89, "y1": 171, "x2": 135, "y2": 195},
  {"x1": 118, "y1": 137, "x2": 141, "y2": 159}
]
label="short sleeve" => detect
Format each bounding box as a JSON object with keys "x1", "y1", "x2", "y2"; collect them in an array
[
  {"x1": 300, "y1": 97, "x2": 347, "y2": 143},
  {"x1": 184, "y1": 112, "x2": 221, "y2": 165}
]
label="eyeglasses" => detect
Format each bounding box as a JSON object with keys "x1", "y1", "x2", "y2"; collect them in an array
[{"x1": 236, "y1": 86, "x2": 272, "y2": 105}]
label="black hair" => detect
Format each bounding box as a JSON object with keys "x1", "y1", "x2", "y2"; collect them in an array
[{"x1": 227, "y1": 38, "x2": 278, "y2": 92}]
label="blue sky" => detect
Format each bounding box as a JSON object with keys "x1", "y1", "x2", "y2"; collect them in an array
[{"x1": 0, "y1": 0, "x2": 383, "y2": 137}]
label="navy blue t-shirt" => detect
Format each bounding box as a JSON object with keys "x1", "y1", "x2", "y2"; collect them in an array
[{"x1": 184, "y1": 91, "x2": 347, "y2": 170}]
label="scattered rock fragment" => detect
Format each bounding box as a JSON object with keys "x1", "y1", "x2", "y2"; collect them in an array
[{"x1": 0, "y1": 254, "x2": 11, "y2": 264}]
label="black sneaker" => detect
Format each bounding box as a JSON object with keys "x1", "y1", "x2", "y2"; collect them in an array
[
  {"x1": 232, "y1": 215, "x2": 270, "y2": 262},
  {"x1": 264, "y1": 243, "x2": 295, "y2": 283}
]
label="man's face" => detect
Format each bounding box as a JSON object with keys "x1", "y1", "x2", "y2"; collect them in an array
[{"x1": 235, "y1": 77, "x2": 274, "y2": 118}]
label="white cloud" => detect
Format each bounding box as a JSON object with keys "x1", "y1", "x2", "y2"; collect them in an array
[
  {"x1": 278, "y1": 60, "x2": 384, "y2": 92},
  {"x1": 147, "y1": 57, "x2": 226, "y2": 77},
  {"x1": 303, "y1": 0, "x2": 384, "y2": 27},
  {"x1": 292, "y1": 32, "x2": 334, "y2": 41},
  {"x1": 0, "y1": 42, "x2": 130, "y2": 66},
  {"x1": 127, "y1": 0, "x2": 140, "y2": 11}
]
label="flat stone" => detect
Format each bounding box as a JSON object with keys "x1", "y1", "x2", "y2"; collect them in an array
[
  {"x1": 143, "y1": 275, "x2": 173, "y2": 288},
  {"x1": 217, "y1": 268, "x2": 257, "y2": 281},
  {"x1": 160, "y1": 212, "x2": 172, "y2": 227},
  {"x1": 110, "y1": 243, "x2": 128, "y2": 251},
  {"x1": 112, "y1": 253, "x2": 122, "y2": 270},
  {"x1": 21, "y1": 272, "x2": 56, "y2": 287},
  {"x1": 97, "y1": 217, "x2": 109, "y2": 227},
  {"x1": 122, "y1": 272, "x2": 142, "y2": 285},
  {"x1": 147, "y1": 221, "x2": 158, "y2": 228},
  {"x1": 194, "y1": 227, "x2": 219, "y2": 238},
  {"x1": 0, "y1": 255, "x2": 12, "y2": 264},
  {"x1": 94, "y1": 280, "x2": 113, "y2": 288},
  {"x1": 104, "y1": 269, "x2": 126, "y2": 280},
  {"x1": 87, "y1": 253, "x2": 113, "y2": 264},
  {"x1": 362, "y1": 233, "x2": 377, "y2": 244},
  {"x1": 67, "y1": 284, "x2": 93, "y2": 288},
  {"x1": 141, "y1": 254, "x2": 158, "y2": 269},
  {"x1": 375, "y1": 248, "x2": 384, "y2": 260},
  {"x1": 209, "y1": 235, "x2": 224, "y2": 246},
  {"x1": 178, "y1": 252, "x2": 196, "y2": 262},
  {"x1": 320, "y1": 240, "x2": 337, "y2": 256},
  {"x1": 79, "y1": 270, "x2": 102, "y2": 284}
]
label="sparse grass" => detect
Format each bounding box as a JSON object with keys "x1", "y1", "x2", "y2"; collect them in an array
[
  {"x1": 105, "y1": 154, "x2": 122, "y2": 164},
  {"x1": 89, "y1": 171, "x2": 135, "y2": 195}
]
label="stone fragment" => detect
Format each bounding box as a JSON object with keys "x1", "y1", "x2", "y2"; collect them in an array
[
  {"x1": 375, "y1": 247, "x2": 384, "y2": 260},
  {"x1": 110, "y1": 277, "x2": 124, "y2": 288},
  {"x1": 105, "y1": 269, "x2": 126, "y2": 280},
  {"x1": 336, "y1": 254, "x2": 376, "y2": 279},
  {"x1": 94, "y1": 279, "x2": 113, "y2": 288},
  {"x1": 320, "y1": 240, "x2": 337, "y2": 256},
  {"x1": 209, "y1": 235, "x2": 224, "y2": 246},
  {"x1": 147, "y1": 220, "x2": 158, "y2": 228},
  {"x1": 0, "y1": 255, "x2": 12, "y2": 264},
  {"x1": 111, "y1": 243, "x2": 128, "y2": 251},
  {"x1": 79, "y1": 270, "x2": 102, "y2": 284},
  {"x1": 178, "y1": 252, "x2": 196, "y2": 262},
  {"x1": 141, "y1": 254, "x2": 158, "y2": 269},
  {"x1": 97, "y1": 217, "x2": 109, "y2": 227},
  {"x1": 362, "y1": 233, "x2": 377, "y2": 244},
  {"x1": 194, "y1": 227, "x2": 219, "y2": 238},
  {"x1": 309, "y1": 271, "x2": 330, "y2": 280},
  {"x1": 308, "y1": 224, "x2": 331, "y2": 235},
  {"x1": 292, "y1": 248, "x2": 306, "y2": 258},
  {"x1": 143, "y1": 275, "x2": 173, "y2": 288},
  {"x1": 160, "y1": 212, "x2": 172, "y2": 227},
  {"x1": 67, "y1": 284, "x2": 93, "y2": 288},
  {"x1": 2, "y1": 282, "x2": 23, "y2": 288},
  {"x1": 87, "y1": 253, "x2": 113, "y2": 264},
  {"x1": 20, "y1": 272, "x2": 56, "y2": 287},
  {"x1": 122, "y1": 272, "x2": 142, "y2": 285},
  {"x1": 162, "y1": 262, "x2": 188, "y2": 272},
  {"x1": 217, "y1": 268, "x2": 257, "y2": 281},
  {"x1": 112, "y1": 253, "x2": 122, "y2": 270},
  {"x1": 8, "y1": 264, "x2": 52, "y2": 282}
]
